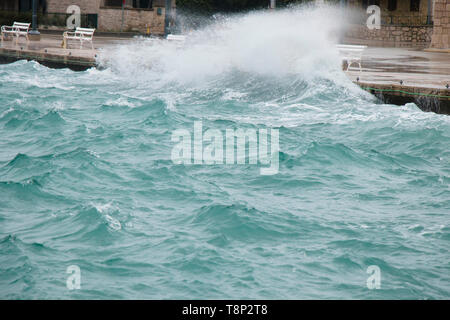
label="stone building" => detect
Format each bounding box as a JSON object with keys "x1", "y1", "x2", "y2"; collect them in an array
[
  {"x1": 346, "y1": 0, "x2": 434, "y2": 25},
  {"x1": 341, "y1": 0, "x2": 449, "y2": 48},
  {"x1": 0, "y1": 0, "x2": 176, "y2": 35},
  {"x1": 1, "y1": 1, "x2": 448, "y2": 47},
  {"x1": 430, "y1": 0, "x2": 449, "y2": 48}
]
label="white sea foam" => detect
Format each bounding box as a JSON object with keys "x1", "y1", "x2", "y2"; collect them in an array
[
  {"x1": 105, "y1": 97, "x2": 142, "y2": 109},
  {"x1": 105, "y1": 214, "x2": 122, "y2": 231},
  {"x1": 99, "y1": 5, "x2": 347, "y2": 85},
  {"x1": 92, "y1": 202, "x2": 122, "y2": 231}
]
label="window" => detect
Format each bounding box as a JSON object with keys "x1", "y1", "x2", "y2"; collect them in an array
[
  {"x1": 362, "y1": 0, "x2": 380, "y2": 8},
  {"x1": 104, "y1": 0, "x2": 154, "y2": 9},
  {"x1": 133, "y1": 0, "x2": 153, "y2": 8},
  {"x1": 19, "y1": 0, "x2": 32, "y2": 12},
  {"x1": 18, "y1": 0, "x2": 46, "y2": 12},
  {"x1": 104, "y1": 0, "x2": 123, "y2": 7},
  {"x1": 388, "y1": 0, "x2": 397, "y2": 11},
  {"x1": 410, "y1": 0, "x2": 420, "y2": 12}
]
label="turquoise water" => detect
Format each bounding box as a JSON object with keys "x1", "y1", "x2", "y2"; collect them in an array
[{"x1": 1, "y1": 8, "x2": 449, "y2": 299}]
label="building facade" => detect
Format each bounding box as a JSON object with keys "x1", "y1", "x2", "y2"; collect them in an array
[
  {"x1": 0, "y1": 0, "x2": 176, "y2": 35},
  {"x1": 49, "y1": 0, "x2": 176, "y2": 34},
  {"x1": 430, "y1": 0, "x2": 449, "y2": 48},
  {"x1": 344, "y1": 0, "x2": 449, "y2": 49},
  {"x1": 1, "y1": 1, "x2": 448, "y2": 48}
]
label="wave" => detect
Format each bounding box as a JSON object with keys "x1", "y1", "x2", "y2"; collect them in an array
[{"x1": 99, "y1": 5, "x2": 347, "y2": 86}]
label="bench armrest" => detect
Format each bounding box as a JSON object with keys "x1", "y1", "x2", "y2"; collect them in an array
[
  {"x1": 64, "y1": 31, "x2": 77, "y2": 37},
  {"x1": 1, "y1": 26, "x2": 14, "y2": 32}
]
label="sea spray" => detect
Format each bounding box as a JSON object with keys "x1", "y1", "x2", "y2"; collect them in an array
[{"x1": 98, "y1": 5, "x2": 347, "y2": 83}]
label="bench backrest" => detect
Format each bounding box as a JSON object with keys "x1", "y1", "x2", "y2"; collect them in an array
[
  {"x1": 167, "y1": 34, "x2": 186, "y2": 42},
  {"x1": 12, "y1": 22, "x2": 31, "y2": 31},
  {"x1": 336, "y1": 45, "x2": 367, "y2": 49},
  {"x1": 75, "y1": 27, "x2": 95, "y2": 39},
  {"x1": 336, "y1": 45, "x2": 367, "y2": 52},
  {"x1": 337, "y1": 45, "x2": 367, "y2": 58}
]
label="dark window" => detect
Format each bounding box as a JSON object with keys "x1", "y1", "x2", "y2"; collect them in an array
[
  {"x1": 133, "y1": 0, "x2": 153, "y2": 8},
  {"x1": 410, "y1": 0, "x2": 420, "y2": 11},
  {"x1": 104, "y1": 0, "x2": 123, "y2": 7},
  {"x1": 40, "y1": 0, "x2": 47, "y2": 14},
  {"x1": 388, "y1": 0, "x2": 397, "y2": 11},
  {"x1": 18, "y1": 0, "x2": 46, "y2": 13},
  {"x1": 362, "y1": 0, "x2": 380, "y2": 7},
  {"x1": 19, "y1": 0, "x2": 32, "y2": 12}
]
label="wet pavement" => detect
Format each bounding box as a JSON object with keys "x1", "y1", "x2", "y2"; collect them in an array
[
  {"x1": 345, "y1": 47, "x2": 450, "y2": 90},
  {"x1": 0, "y1": 32, "x2": 133, "y2": 63}
]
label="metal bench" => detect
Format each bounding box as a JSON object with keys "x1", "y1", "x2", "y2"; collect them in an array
[
  {"x1": 1, "y1": 22, "x2": 31, "y2": 45},
  {"x1": 336, "y1": 44, "x2": 367, "y2": 72},
  {"x1": 62, "y1": 27, "x2": 95, "y2": 49}
]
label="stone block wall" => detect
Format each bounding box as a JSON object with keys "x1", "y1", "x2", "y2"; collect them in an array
[
  {"x1": 348, "y1": 0, "x2": 431, "y2": 25},
  {"x1": 98, "y1": 8, "x2": 165, "y2": 34},
  {"x1": 430, "y1": 0, "x2": 450, "y2": 48},
  {"x1": 346, "y1": 24, "x2": 434, "y2": 47},
  {"x1": 44, "y1": 0, "x2": 171, "y2": 34},
  {"x1": 46, "y1": 0, "x2": 103, "y2": 14}
]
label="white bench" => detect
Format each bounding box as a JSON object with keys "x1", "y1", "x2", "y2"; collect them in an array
[
  {"x1": 336, "y1": 44, "x2": 367, "y2": 72},
  {"x1": 1, "y1": 22, "x2": 30, "y2": 44},
  {"x1": 62, "y1": 27, "x2": 95, "y2": 49},
  {"x1": 167, "y1": 34, "x2": 186, "y2": 43}
]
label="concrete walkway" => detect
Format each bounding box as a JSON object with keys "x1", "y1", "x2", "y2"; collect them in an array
[
  {"x1": 343, "y1": 47, "x2": 450, "y2": 114},
  {"x1": 0, "y1": 33, "x2": 133, "y2": 69},
  {"x1": 346, "y1": 47, "x2": 450, "y2": 89}
]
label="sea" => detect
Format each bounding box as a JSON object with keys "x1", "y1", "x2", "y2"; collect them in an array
[{"x1": 0, "y1": 6, "x2": 449, "y2": 299}]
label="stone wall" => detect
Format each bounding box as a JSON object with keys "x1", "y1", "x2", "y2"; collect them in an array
[
  {"x1": 98, "y1": 8, "x2": 165, "y2": 34},
  {"x1": 348, "y1": 0, "x2": 432, "y2": 25},
  {"x1": 430, "y1": 0, "x2": 450, "y2": 48},
  {"x1": 345, "y1": 24, "x2": 434, "y2": 47},
  {"x1": 45, "y1": 0, "x2": 172, "y2": 34},
  {"x1": 46, "y1": 0, "x2": 103, "y2": 14}
]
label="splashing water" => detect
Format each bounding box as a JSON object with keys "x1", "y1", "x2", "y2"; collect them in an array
[
  {"x1": 100, "y1": 6, "x2": 345, "y2": 81},
  {"x1": 0, "y1": 5, "x2": 449, "y2": 299}
]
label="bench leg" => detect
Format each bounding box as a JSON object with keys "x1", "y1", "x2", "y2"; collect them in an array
[
  {"x1": 91, "y1": 41, "x2": 94, "y2": 50},
  {"x1": 347, "y1": 61, "x2": 353, "y2": 71}
]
